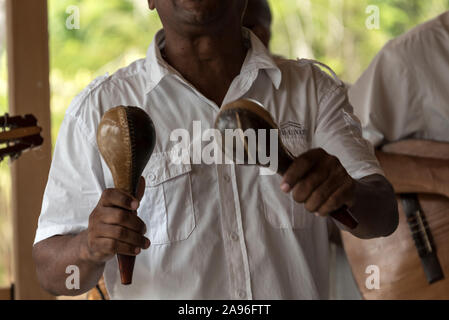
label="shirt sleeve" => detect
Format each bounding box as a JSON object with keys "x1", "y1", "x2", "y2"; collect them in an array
[
  {"x1": 34, "y1": 109, "x2": 106, "y2": 245},
  {"x1": 348, "y1": 43, "x2": 424, "y2": 147},
  {"x1": 312, "y1": 65, "x2": 384, "y2": 180}
]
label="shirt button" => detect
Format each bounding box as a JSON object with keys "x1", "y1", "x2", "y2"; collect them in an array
[
  {"x1": 237, "y1": 290, "x2": 246, "y2": 299},
  {"x1": 223, "y1": 174, "x2": 231, "y2": 183},
  {"x1": 230, "y1": 232, "x2": 239, "y2": 242},
  {"x1": 148, "y1": 173, "x2": 156, "y2": 182}
]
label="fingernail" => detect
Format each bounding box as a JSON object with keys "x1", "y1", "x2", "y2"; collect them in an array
[
  {"x1": 135, "y1": 248, "x2": 141, "y2": 254},
  {"x1": 131, "y1": 200, "x2": 139, "y2": 210},
  {"x1": 145, "y1": 239, "x2": 151, "y2": 248},
  {"x1": 281, "y1": 183, "x2": 291, "y2": 193}
]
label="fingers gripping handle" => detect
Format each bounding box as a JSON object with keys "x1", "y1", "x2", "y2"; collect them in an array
[{"x1": 279, "y1": 155, "x2": 358, "y2": 230}]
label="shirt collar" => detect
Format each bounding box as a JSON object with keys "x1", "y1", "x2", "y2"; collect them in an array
[
  {"x1": 144, "y1": 30, "x2": 172, "y2": 94},
  {"x1": 240, "y1": 28, "x2": 282, "y2": 89},
  {"x1": 144, "y1": 28, "x2": 282, "y2": 94}
]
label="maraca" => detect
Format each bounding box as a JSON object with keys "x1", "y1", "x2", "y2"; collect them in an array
[
  {"x1": 215, "y1": 99, "x2": 358, "y2": 229},
  {"x1": 97, "y1": 106, "x2": 156, "y2": 284}
]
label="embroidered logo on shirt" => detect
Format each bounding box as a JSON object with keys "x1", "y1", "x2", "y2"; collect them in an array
[
  {"x1": 279, "y1": 121, "x2": 308, "y2": 157},
  {"x1": 280, "y1": 121, "x2": 307, "y2": 138}
]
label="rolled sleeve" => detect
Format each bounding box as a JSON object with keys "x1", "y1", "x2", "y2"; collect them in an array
[
  {"x1": 34, "y1": 112, "x2": 105, "y2": 245},
  {"x1": 348, "y1": 45, "x2": 424, "y2": 147},
  {"x1": 313, "y1": 69, "x2": 384, "y2": 180}
]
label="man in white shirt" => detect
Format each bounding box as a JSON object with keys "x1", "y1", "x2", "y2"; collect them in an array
[
  {"x1": 33, "y1": 0, "x2": 397, "y2": 299},
  {"x1": 349, "y1": 11, "x2": 449, "y2": 199}
]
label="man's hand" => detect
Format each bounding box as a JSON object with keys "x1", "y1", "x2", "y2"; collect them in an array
[
  {"x1": 33, "y1": 177, "x2": 151, "y2": 296},
  {"x1": 81, "y1": 177, "x2": 150, "y2": 264},
  {"x1": 280, "y1": 148, "x2": 356, "y2": 216}
]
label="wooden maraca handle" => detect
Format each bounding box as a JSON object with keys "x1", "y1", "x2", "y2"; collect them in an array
[
  {"x1": 278, "y1": 153, "x2": 359, "y2": 230},
  {"x1": 329, "y1": 205, "x2": 358, "y2": 229},
  {"x1": 97, "y1": 106, "x2": 156, "y2": 285}
]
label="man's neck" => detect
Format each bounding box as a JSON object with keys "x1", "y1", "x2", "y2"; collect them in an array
[{"x1": 161, "y1": 26, "x2": 248, "y2": 106}]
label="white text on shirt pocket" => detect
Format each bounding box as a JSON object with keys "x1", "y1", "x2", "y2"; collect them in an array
[{"x1": 138, "y1": 152, "x2": 195, "y2": 245}]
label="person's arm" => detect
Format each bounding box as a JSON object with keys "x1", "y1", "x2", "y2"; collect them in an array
[
  {"x1": 375, "y1": 150, "x2": 449, "y2": 198},
  {"x1": 349, "y1": 42, "x2": 424, "y2": 148},
  {"x1": 281, "y1": 148, "x2": 398, "y2": 239},
  {"x1": 347, "y1": 173, "x2": 398, "y2": 239},
  {"x1": 33, "y1": 179, "x2": 150, "y2": 296},
  {"x1": 33, "y1": 231, "x2": 104, "y2": 296},
  {"x1": 290, "y1": 62, "x2": 399, "y2": 239}
]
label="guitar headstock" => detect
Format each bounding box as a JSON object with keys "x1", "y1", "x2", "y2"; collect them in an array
[{"x1": 0, "y1": 113, "x2": 44, "y2": 162}]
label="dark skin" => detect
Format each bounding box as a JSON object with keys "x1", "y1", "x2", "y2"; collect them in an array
[
  {"x1": 242, "y1": 0, "x2": 272, "y2": 48},
  {"x1": 33, "y1": 177, "x2": 148, "y2": 296},
  {"x1": 280, "y1": 149, "x2": 397, "y2": 239},
  {"x1": 33, "y1": 0, "x2": 398, "y2": 296},
  {"x1": 149, "y1": 0, "x2": 248, "y2": 106}
]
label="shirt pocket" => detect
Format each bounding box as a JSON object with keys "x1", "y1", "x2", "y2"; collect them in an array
[
  {"x1": 259, "y1": 173, "x2": 313, "y2": 229},
  {"x1": 138, "y1": 152, "x2": 196, "y2": 245}
]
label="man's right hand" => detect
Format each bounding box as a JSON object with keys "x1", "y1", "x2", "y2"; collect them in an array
[{"x1": 81, "y1": 177, "x2": 150, "y2": 264}]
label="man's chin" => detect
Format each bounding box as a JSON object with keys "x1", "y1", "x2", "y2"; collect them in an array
[
  {"x1": 174, "y1": 0, "x2": 227, "y2": 26},
  {"x1": 183, "y1": 12, "x2": 219, "y2": 26}
]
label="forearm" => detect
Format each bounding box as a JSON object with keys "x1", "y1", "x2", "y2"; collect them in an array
[
  {"x1": 33, "y1": 230, "x2": 105, "y2": 296},
  {"x1": 375, "y1": 150, "x2": 449, "y2": 197},
  {"x1": 341, "y1": 174, "x2": 398, "y2": 239}
]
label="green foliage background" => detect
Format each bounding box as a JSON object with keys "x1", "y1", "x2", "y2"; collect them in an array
[{"x1": 0, "y1": 0, "x2": 448, "y2": 287}]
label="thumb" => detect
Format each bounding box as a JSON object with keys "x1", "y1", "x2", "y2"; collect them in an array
[{"x1": 136, "y1": 176, "x2": 146, "y2": 201}]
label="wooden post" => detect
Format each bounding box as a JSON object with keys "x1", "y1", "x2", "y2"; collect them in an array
[
  {"x1": 0, "y1": 287, "x2": 12, "y2": 300},
  {"x1": 6, "y1": 0, "x2": 54, "y2": 299}
]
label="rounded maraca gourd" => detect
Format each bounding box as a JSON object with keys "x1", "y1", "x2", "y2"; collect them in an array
[
  {"x1": 215, "y1": 99, "x2": 294, "y2": 174},
  {"x1": 215, "y1": 99, "x2": 358, "y2": 230},
  {"x1": 97, "y1": 106, "x2": 156, "y2": 285}
]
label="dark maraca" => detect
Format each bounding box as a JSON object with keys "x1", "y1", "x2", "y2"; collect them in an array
[
  {"x1": 97, "y1": 106, "x2": 156, "y2": 284},
  {"x1": 215, "y1": 99, "x2": 358, "y2": 229}
]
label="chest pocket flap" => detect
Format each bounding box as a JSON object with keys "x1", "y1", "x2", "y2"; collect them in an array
[{"x1": 139, "y1": 152, "x2": 195, "y2": 245}]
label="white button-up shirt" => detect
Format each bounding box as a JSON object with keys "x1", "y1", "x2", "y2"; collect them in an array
[
  {"x1": 349, "y1": 11, "x2": 449, "y2": 146},
  {"x1": 34, "y1": 29, "x2": 383, "y2": 300}
]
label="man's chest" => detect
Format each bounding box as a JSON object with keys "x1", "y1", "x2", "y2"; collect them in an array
[{"x1": 139, "y1": 85, "x2": 316, "y2": 156}]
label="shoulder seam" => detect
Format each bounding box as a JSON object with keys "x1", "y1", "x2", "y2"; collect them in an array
[{"x1": 65, "y1": 113, "x2": 98, "y2": 149}]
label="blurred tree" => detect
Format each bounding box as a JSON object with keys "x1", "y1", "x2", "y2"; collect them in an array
[
  {"x1": 45, "y1": 0, "x2": 449, "y2": 93},
  {"x1": 0, "y1": 0, "x2": 10, "y2": 288},
  {"x1": 269, "y1": 0, "x2": 449, "y2": 81},
  {"x1": 49, "y1": 0, "x2": 161, "y2": 77}
]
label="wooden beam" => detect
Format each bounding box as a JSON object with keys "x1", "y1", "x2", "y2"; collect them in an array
[{"x1": 6, "y1": 0, "x2": 54, "y2": 300}]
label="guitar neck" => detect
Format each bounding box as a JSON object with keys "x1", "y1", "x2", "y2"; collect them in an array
[
  {"x1": 0, "y1": 113, "x2": 44, "y2": 162},
  {"x1": 0, "y1": 143, "x2": 32, "y2": 161},
  {"x1": 0, "y1": 126, "x2": 42, "y2": 143},
  {"x1": 0, "y1": 114, "x2": 38, "y2": 128}
]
